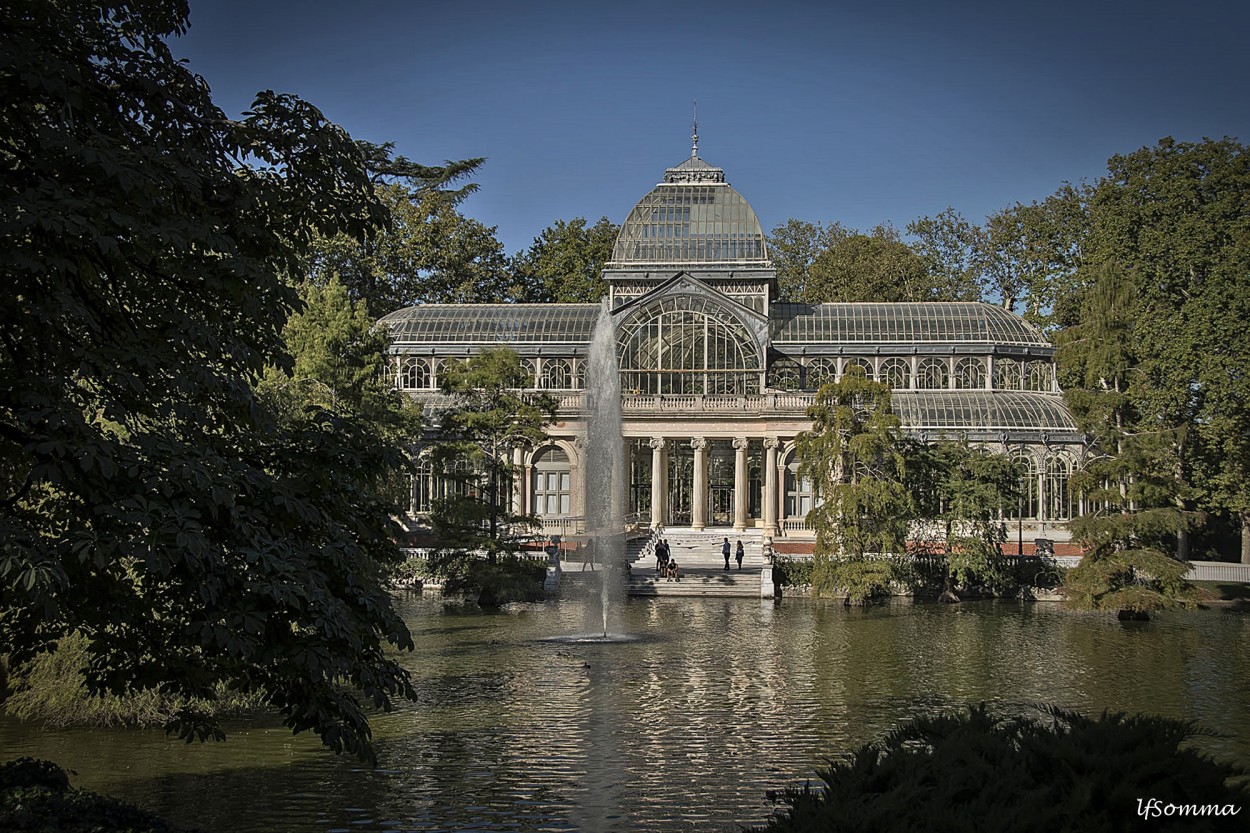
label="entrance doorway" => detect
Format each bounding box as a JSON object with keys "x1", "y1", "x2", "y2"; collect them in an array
[
  {"x1": 710, "y1": 486, "x2": 733, "y2": 526},
  {"x1": 667, "y1": 444, "x2": 693, "y2": 526}
]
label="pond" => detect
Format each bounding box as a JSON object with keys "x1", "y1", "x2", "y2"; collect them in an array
[{"x1": 3, "y1": 596, "x2": 1248, "y2": 832}]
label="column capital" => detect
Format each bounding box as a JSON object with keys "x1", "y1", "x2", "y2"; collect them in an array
[
  {"x1": 690, "y1": 437, "x2": 708, "y2": 451},
  {"x1": 732, "y1": 436, "x2": 750, "y2": 451},
  {"x1": 763, "y1": 436, "x2": 782, "y2": 451},
  {"x1": 649, "y1": 436, "x2": 667, "y2": 451}
]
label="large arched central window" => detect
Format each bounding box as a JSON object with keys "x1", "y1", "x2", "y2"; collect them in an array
[{"x1": 618, "y1": 294, "x2": 762, "y2": 395}]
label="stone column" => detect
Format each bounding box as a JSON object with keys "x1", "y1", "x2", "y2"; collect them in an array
[
  {"x1": 511, "y1": 446, "x2": 525, "y2": 516},
  {"x1": 777, "y1": 446, "x2": 789, "y2": 532},
  {"x1": 763, "y1": 437, "x2": 780, "y2": 537},
  {"x1": 733, "y1": 436, "x2": 749, "y2": 532},
  {"x1": 649, "y1": 437, "x2": 667, "y2": 529},
  {"x1": 619, "y1": 438, "x2": 631, "y2": 526},
  {"x1": 691, "y1": 437, "x2": 708, "y2": 531},
  {"x1": 573, "y1": 437, "x2": 588, "y2": 530}
]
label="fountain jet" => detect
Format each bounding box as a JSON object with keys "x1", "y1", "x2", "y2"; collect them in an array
[{"x1": 584, "y1": 299, "x2": 625, "y2": 637}]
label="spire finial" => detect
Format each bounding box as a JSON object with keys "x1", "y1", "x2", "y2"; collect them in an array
[{"x1": 691, "y1": 99, "x2": 699, "y2": 158}]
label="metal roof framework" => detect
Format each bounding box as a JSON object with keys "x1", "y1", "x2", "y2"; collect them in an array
[{"x1": 771, "y1": 302, "x2": 1050, "y2": 347}]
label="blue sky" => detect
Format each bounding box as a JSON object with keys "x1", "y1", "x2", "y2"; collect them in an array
[{"x1": 177, "y1": 0, "x2": 1250, "y2": 256}]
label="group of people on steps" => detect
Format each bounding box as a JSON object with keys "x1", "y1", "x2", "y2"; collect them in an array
[{"x1": 653, "y1": 534, "x2": 746, "y2": 580}]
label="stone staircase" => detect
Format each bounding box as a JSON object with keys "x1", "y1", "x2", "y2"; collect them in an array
[{"x1": 627, "y1": 528, "x2": 765, "y2": 597}]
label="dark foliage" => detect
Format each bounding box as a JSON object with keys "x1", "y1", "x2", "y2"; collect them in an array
[
  {"x1": 754, "y1": 704, "x2": 1248, "y2": 833},
  {"x1": 1, "y1": 1, "x2": 415, "y2": 760},
  {"x1": 1, "y1": 757, "x2": 198, "y2": 833}
]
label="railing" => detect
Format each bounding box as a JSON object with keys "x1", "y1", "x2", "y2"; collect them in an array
[
  {"x1": 781, "y1": 518, "x2": 812, "y2": 533},
  {"x1": 546, "y1": 392, "x2": 821, "y2": 415},
  {"x1": 537, "y1": 515, "x2": 584, "y2": 535},
  {"x1": 1188, "y1": 561, "x2": 1250, "y2": 583}
]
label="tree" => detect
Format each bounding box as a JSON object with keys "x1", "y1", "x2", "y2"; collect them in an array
[
  {"x1": 977, "y1": 188, "x2": 1088, "y2": 326},
  {"x1": 306, "y1": 183, "x2": 515, "y2": 315},
  {"x1": 909, "y1": 440, "x2": 1020, "y2": 600},
  {"x1": 425, "y1": 348, "x2": 556, "y2": 605},
  {"x1": 796, "y1": 367, "x2": 913, "y2": 603},
  {"x1": 1, "y1": 0, "x2": 419, "y2": 760},
  {"x1": 905, "y1": 208, "x2": 985, "y2": 302},
  {"x1": 804, "y1": 224, "x2": 938, "y2": 303},
  {"x1": 767, "y1": 219, "x2": 845, "y2": 302},
  {"x1": 510, "y1": 217, "x2": 618, "y2": 303},
  {"x1": 1057, "y1": 262, "x2": 1199, "y2": 616},
  {"x1": 1080, "y1": 138, "x2": 1250, "y2": 563},
  {"x1": 269, "y1": 278, "x2": 418, "y2": 430}
]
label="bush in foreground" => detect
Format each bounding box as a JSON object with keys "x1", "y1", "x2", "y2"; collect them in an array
[
  {"x1": 754, "y1": 704, "x2": 1248, "y2": 832},
  {"x1": 1, "y1": 758, "x2": 196, "y2": 833}
]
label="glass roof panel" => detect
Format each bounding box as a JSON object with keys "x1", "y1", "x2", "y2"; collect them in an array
[
  {"x1": 770, "y1": 302, "x2": 1048, "y2": 346},
  {"x1": 892, "y1": 391, "x2": 1078, "y2": 433},
  {"x1": 379, "y1": 304, "x2": 600, "y2": 344}
]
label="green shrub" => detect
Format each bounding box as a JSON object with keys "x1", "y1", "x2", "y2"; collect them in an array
[
  {"x1": 774, "y1": 557, "x2": 814, "y2": 588},
  {"x1": 1063, "y1": 548, "x2": 1200, "y2": 613},
  {"x1": 814, "y1": 558, "x2": 898, "y2": 605},
  {"x1": 753, "y1": 704, "x2": 1249, "y2": 832},
  {"x1": 428, "y1": 553, "x2": 547, "y2": 607},
  {"x1": 1, "y1": 757, "x2": 198, "y2": 832},
  {"x1": 4, "y1": 634, "x2": 262, "y2": 729},
  {"x1": 390, "y1": 553, "x2": 432, "y2": 585}
]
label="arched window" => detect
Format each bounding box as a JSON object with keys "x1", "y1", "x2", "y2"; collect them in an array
[
  {"x1": 411, "y1": 456, "x2": 434, "y2": 514},
  {"x1": 433, "y1": 358, "x2": 463, "y2": 387},
  {"x1": 398, "y1": 357, "x2": 429, "y2": 390},
  {"x1": 806, "y1": 358, "x2": 836, "y2": 390},
  {"x1": 917, "y1": 358, "x2": 949, "y2": 389},
  {"x1": 575, "y1": 361, "x2": 587, "y2": 390},
  {"x1": 880, "y1": 358, "x2": 911, "y2": 389},
  {"x1": 1046, "y1": 456, "x2": 1072, "y2": 521},
  {"x1": 540, "y1": 359, "x2": 573, "y2": 390},
  {"x1": 954, "y1": 357, "x2": 984, "y2": 389},
  {"x1": 518, "y1": 358, "x2": 537, "y2": 389},
  {"x1": 1025, "y1": 361, "x2": 1051, "y2": 392},
  {"x1": 768, "y1": 358, "x2": 801, "y2": 391},
  {"x1": 841, "y1": 359, "x2": 873, "y2": 381},
  {"x1": 617, "y1": 293, "x2": 763, "y2": 395},
  {"x1": 532, "y1": 446, "x2": 571, "y2": 516},
  {"x1": 1012, "y1": 455, "x2": 1039, "y2": 519},
  {"x1": 426, "y1": 455, "x2": 475, "y2": 507},
  {"x1": 993, "y1": 359, "x2": 1021, "y2": 390}
]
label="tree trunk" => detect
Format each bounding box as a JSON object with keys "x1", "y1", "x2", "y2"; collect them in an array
[
  {"x1": 939, "y1": 520, "x2": 959, "y2": 602},
  {"x1": 1242, "y1": 512, "x2": 1250, "y2": 565}
]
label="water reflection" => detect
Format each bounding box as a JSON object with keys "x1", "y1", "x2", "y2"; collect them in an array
[{"x1": 2, "y1": 598, "x2": 1247, "y2": 832}]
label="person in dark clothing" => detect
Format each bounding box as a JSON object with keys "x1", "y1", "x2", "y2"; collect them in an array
[
  {"x1": 735, "y1": 539, "x2": 744, "y2": 569},
  {"x1": 722, "y1": 537, "x2": 731, "y2": 570}
]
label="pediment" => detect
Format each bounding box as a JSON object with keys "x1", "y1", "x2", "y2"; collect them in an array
[{"x1": 615, "y1": 272, "x2": 769, "y2": 337}]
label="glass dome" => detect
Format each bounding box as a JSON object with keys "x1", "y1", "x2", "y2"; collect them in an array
[{"x1": 609, "y1": 155, "x2": 770, "y2": 267}]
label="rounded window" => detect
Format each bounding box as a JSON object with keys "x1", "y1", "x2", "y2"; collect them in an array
[
  {"x1": 617, "y1": 294, "x2": 762, "y2": 395},
  {"x1": 880, "y1": 358, "x2": 911, "y2": 389},
  {"x1": 917, "y1": 358, "x2": 949, "y2": 389},
  {"x1": 954, "y1": 357, "x2": 984, "y2": 389}
]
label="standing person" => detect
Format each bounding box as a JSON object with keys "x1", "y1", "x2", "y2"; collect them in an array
[
  {"x1": 722, "y1": 537, "x2": 731, "y2": 570},
  {"x1": 655, "y1": 539, "x2": 667, "y2": 575},
  {"x1": 735, "y1": 539, "x2": 744, "y2": 570}
]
